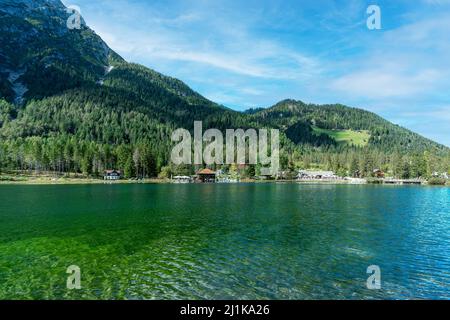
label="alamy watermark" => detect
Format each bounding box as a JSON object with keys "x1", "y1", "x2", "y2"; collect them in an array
[
  {"x1": 66, "y1": 5, "x2": 82, "y2": 30},
  {"x1": 366, "y1": 5, "x2": 381, "y2": 30},
  {"x1": 171, "y1": 121, "x2": 280, "y2": 176},
  {"x1": 366, "y1": 265, "x2": 381, "y2": 290},
  {"x1": 66, "y1": 265, "x2": 81, "y2": 290}
]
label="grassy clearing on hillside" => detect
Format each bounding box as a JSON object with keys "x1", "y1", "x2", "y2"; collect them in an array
[{"x1": 312, "y1": 126, "x2": 370, "y2": 147}]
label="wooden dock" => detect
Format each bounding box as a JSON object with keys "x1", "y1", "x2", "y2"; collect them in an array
[{"x1": 383, "y1": 179, "x2": 423, "y2": 185}]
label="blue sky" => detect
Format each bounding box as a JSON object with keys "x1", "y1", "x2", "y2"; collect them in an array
[{"x1": 63, "y1": 0, "x2": 450, "y2": 146}]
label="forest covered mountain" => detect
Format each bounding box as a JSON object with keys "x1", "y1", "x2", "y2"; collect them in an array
[{"x1": 0, "y1": 0, "x2": 449, "y2": 179}]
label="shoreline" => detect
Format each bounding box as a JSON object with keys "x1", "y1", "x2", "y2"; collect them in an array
[
  {"x1": 0, "y1": 175, "x2": 448, "y2": 186},
  {"x1": 0, "y1": 175, "x2": 167, "y2": 185}
]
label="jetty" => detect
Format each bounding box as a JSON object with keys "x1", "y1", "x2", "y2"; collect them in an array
[{"x1": 383, "y1": 179, "x2": 423, "y2": 185}]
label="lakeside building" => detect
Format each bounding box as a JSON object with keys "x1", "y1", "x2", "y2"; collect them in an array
[
  {"x1": 104, "y1": 170, "x2": 121, "y2": 180},
  {"x1": 432, "y1": 172, "x2": 449, "y2": 179},
  {"x1": 297, "y1": 170, "x2": 340, "y2": 180},
  {"x1": 373, "y1": 169, "x2": 385, "y2": 178},
  {"x1": 196, "y1": 169, "x2": 217, "y2": 183},
  {"x1": 172, "y1": 176, "x2": 193, "y2": 183}
]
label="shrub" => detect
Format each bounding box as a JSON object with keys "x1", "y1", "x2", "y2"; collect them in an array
[{"x1": 427, "y1": 178, "x2": 446, "y2": 185}]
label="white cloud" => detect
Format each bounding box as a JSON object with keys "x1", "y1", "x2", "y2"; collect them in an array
[
  {"x1": 402, "y1": 106, "x2": 450, "y2": 121},
  {"x1": 87, "y1": 1, "x2": 323, "y2": 81},
  {"x1": 329, "y1": 14, "x2": 450, "y2": 99},
  {"x1": 331, "y1": 68, "x2": 443, "y2": 98}
]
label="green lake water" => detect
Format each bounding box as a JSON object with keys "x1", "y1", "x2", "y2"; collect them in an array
[{"x1": 0, "y1": 183, "x2": 449, "y2": 299}]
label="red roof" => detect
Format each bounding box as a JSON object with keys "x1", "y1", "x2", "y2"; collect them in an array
[{"x1": 197, "y1": 168, "x2": 216, "y2": 175}]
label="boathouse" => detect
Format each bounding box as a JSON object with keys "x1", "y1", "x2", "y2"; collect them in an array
[
  {"x1": 197, "y1": 169, "x2": 217, "y2": 183},
  {"x1": 297, "y1": 170, "x2": 338, "y2": 180},
  {"x1": 373, "y1": 169, "x2": 385, "y2": 178},
  {"x1": 104, "y1": 170, "x2": 122, "y2": 180}
]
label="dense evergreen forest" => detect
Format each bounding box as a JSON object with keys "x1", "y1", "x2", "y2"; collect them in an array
[{"x1": 0, "y1": 0, "x2": 449, "y2": 180}]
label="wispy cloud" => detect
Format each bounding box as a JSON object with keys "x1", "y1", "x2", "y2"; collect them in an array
[
  {"x1": 93, "y1": 25, "x2": 321, "y2": 80},
  {"x1": 331, "y1": 68, "x2": 444, "y2": 99},
  {"x1": 330, "y1": 13, "x2": 450, "y2": 99}
]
